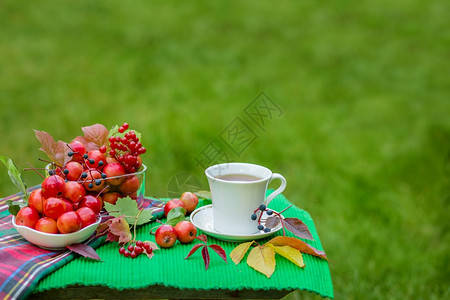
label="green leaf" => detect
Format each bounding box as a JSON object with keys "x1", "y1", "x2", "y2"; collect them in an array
[
  {"x1": 166, "y1": 207, "x2": 186, "y2": 226},
  {"x1": 0, "y1": 155, "x2": 29, "y2": 202},
  {"x1": 194, "y1": 190, "x2": 211, "y2": 199},
  {"x1": 6, "y1": 200, "x2": 25, "y2": 216},
  {"x1": 104, "y1": 197, "x2": 154, "y2": 225}
]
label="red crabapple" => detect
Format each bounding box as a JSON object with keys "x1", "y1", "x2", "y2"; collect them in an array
[
  {"x1": 15, "y1": 206, "x2": 40, "y2": 228},
  {"x1": 68, "y1": 141, "x2": 86, "y2": 162},
  {"x1": 103, "y1": 162, "x2": 126, "y2": 185},
  {"x1": 28, "y1": 188, "x2": 44, "y2": 214},
  {"x1": 76, "y1": 207, "x2": 97, "y2": 228},
  {"x1": 57, "y1": 211, "x2": 82, "y2": 234},
  {"x1": 43, "y1": 197, "x2": 66, "y2": 220},
  {"x1": 179, "y1": 192, "x2": 199, "y2": 214},
  {"x1": 41, "y1": 175, "x2": 66, "y2": 198},
  {"x1": 155, "y1": 225, "x2": 178, "y2": 248},
  {"x1": 164, "y1": 199, "x2": 185, "y2": 217},
  {"x1": 174, "y1": 221, "x2": 197, "y2": 244},
  {"x1": 35, "y1": 217, "x2": 58, "y2": 234}
]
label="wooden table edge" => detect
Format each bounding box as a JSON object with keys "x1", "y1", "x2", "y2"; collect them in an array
[{"x1": 30, "y1": 284, "x2": 295, "y2": 299}]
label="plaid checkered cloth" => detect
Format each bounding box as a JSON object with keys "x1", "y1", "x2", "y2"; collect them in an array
[{"x1": 0, "y1": 186, "x2": 164, "y2": 300}]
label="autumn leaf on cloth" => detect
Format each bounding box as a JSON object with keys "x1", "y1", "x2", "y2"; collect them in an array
[
  {"x1": 96, "y1": 215, "x2": 132, "y2": 245},
  {"x1": 34, "y1": 130, "x2": 71, "y2": 166},
  {"x1": 247, "y1": 245, "x2": 276, "y2": 278},
  {"x1": 66, "y1": 244, "x2": 102, "y2": 261},
  {"x1": 266, "y1": 236, "x2": 327, "y2": 260},
  {"x1": 185, "y1": 235, "x2": 227, "y2": 270},
  {"x1": 266, "y1": 244, "x2": 305, "y2": 268},
  {"x1": 283, "y1": 218, "x2": 314, "y2": 240},
  {"x1": 230, "y1": 241, "x2": 254, "y2": 265},
  {"x1": 73, "y1": 123, "x2": 110, "y2": 152}
]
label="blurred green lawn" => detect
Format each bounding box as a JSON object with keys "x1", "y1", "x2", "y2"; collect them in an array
[{"x1": 0, "y1": 0, "x2": 448, "y2": 299}]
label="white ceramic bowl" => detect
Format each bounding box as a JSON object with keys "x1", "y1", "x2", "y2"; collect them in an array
[{"x1": 12, "y1": 216, "x2": 101, "y2": 250}]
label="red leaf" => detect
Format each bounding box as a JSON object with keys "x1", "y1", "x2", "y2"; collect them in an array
[
  {"x1": 196, "y1": 234, "x2": 207, "y2": 243},
  {"x1": 185, "y1": 243, "x2": 204, "y2": 260},
  {"x1": 264, "y1": 216, "x2": 281, "y2": 229},
  {"x1": 283, "y1": 218, "x2": 314, "y2": 240},
  {"x1": 74, "y1": 124, "x2": 109, "y2": 151},
  {"x1": 107, "y1": 216, "x2": 132, "y2": 244},
  {"x1": 208, "y1": 244, "x2": 227, "y2": 263},
  {"x1": 202, "y1": 246, "x2": 210, "y2": 270},
  {"x1": 34, "y1": 130, "x2": 71, "y2": 166},
  {"x1": 66, "y1": 244, "x2": 102, "y2": 261},
  {"x1": 106, "y1": 232, "x2": 120, "y2": 243}
]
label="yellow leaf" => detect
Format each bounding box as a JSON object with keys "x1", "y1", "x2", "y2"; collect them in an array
[
  {"x1": 267, "y1": 244, "x2": 305, "y2": 268},
  {"x1": 247, "y1": 245, "x2": 276, "y2": 278},
  {"x1": 266, "y1": 236, "x2": 328, "y2": 260},
  {"x1": 230, "y1": 241, "x2": 254, "y2": 265}
]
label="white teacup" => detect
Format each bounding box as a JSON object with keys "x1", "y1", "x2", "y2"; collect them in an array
[{"x1": 205, "y1": 162, "x2": 287, "y2": 235}]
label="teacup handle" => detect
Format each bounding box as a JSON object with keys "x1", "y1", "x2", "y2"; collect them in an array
[{"x1": 263, "y1": 173, "x2": 287, "y2": 206}]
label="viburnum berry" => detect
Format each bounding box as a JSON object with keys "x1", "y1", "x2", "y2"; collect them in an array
[
  {"x1": 99, "y1": 145, "x2": 107, "y2": 153},
  {"x1": 119, "y1": 247, "x2": 126, "y2": 255},
  {"x1": 136, "y1": 240, "x2": 143, "y2": 247},
  {"x1": 135, "y1": 246, "x2": 143, "y2": 254}
]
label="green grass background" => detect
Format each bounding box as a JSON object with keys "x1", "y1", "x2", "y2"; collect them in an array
[{"x1": 0, "y1": 0, "x2": 448, "y2": 299}]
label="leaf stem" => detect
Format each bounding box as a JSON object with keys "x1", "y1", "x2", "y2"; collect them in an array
[{"x1": 132, "y1": 209, "x2": 143, "y2": 242}]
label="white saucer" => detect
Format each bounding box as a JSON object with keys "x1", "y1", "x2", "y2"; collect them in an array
[{"x1": 190, "y1": 205, "x2": 282, "y2": 242}]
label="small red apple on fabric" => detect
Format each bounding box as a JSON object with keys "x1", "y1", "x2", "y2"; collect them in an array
[
  {"x1": 35, "y1": 217, "x2": 58, "y2": 234},
  {"x1": 179, "y1": 192, "x2": 199, "y2": 214},
  {"x1": 155, "y1": 224, "x2": 178, "y2": 248},
  {"x1": 15, "y1": 206, "x2": 40, "y2": 228},
  {"x1": 57, "y1": 211, "x2": 82, "y2": 234},
  {"x1": 175, "y1": 221, "x2": 197, "y2": 244},
  {"x1": 164, "y1": 199, "x2": 185, "y2": 217}
]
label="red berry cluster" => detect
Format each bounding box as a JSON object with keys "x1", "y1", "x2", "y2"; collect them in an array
[
  {"x1": 118, "y1": 240, "x2": 152, "y2": 259},
  {"x1": 108, "y1": 123, "x2": 146, "y2": 173}
]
